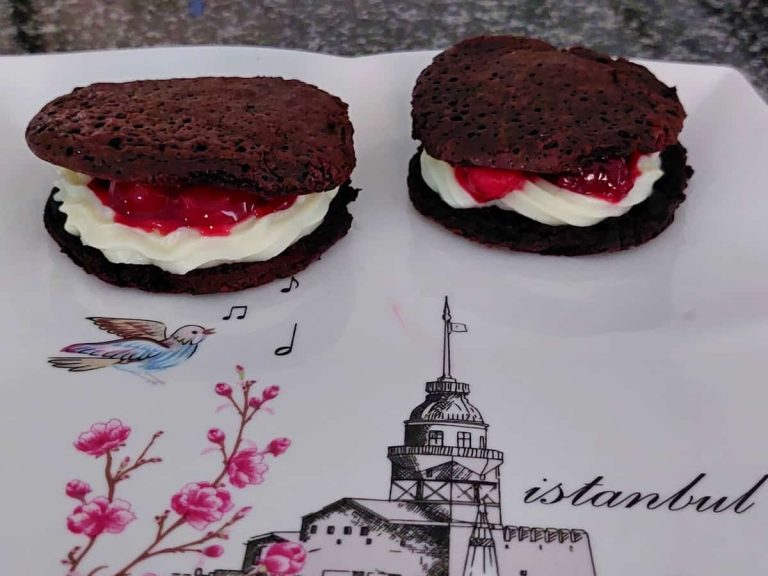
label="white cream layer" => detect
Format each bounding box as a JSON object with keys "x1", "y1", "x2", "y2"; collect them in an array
[
  {"x1": 53, "y1": 169, "x2": 338, "y2": 274},
  {"x1": 420, "y1": 150, "x2": 663, "y2": 227}
]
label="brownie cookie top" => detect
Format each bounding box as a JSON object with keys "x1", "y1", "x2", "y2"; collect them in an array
[
  {"x1": 412, "y1": 36, "x2": 686, "y2": 173},
  {"x1": 27, "y1": 77, "x2": 356, "y2": 197}
]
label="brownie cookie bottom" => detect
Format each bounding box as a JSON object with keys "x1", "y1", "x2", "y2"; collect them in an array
[
  {"x1": 408, "y1": 145, "x2": 692, "y2": 255},
  {"x1": 45, "y1": 183, "x2": 358, "y2": 294}
]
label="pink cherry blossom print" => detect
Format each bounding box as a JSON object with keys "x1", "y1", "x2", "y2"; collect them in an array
[
  {"x1": 65, "y1": 479, "x2": 92, "y2": 501},
  {"x1": 227, "y1": 447, "x2": 268, "y2": 488},
  {"x1": 215, "y1": 382, "x2": 233, "y2": 397},
  {"x1": 67, "y1": 497, "x2": 136, "y2": 537},
  {"x1": 207, "y1": 428, "x2": 226, "y2": 444},
  {"x1": 74, "y1": 419, "x2": 131, "y2": 457},
  {"x1": 62, "y1": 365, "x2": 289, "y2": 576},
  {"x1": 203, "y1": 544, "x2": 225, "y2": 558},
  {"x1": 260, "y1": 541, "x2": 307, "y2": 575},
  {"x1": 265, "y1": 438, "x2": 291, "y2": 457},
  {"x1": 170, "y1": 482, "x2": 233, "y2": 530}
]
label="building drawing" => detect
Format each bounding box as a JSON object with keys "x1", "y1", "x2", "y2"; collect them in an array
[{"x1": 185, "y1": 298, "x2": 597, "y2": 576}]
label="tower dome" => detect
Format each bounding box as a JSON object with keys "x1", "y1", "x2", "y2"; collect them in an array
[{"x1": 409, "y1": 380, "x2": 485, "y2": 424}]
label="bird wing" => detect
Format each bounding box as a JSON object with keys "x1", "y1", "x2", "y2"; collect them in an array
[
  {"x1": 49, "y1": 357, "x2": 121, "y2": 372},
  {"x1": 61, "y1": 338, "x2": 170, "y2": 362},
  {"x1": 87, "y1": 317, "x2": 168, "y2": 341}
]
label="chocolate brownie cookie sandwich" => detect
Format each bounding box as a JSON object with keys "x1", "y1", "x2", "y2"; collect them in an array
[
  {"x1": 26, "y1": 77, "x2": 357, "y2": 293},
  {"x1": 409, "y1": 36, "x2": 692, "y2": 255}
]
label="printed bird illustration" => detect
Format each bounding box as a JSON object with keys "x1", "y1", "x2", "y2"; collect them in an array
[{"x1": 49, "y1": 317, "x2": 215, "y2": 384}]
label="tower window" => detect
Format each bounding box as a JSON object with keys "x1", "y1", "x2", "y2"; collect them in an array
[
  {"x1": 480, "y1": 436, "x2": 486, "y2": 449},
  {"x1": 457, "y1": 431, "x2": 472, "y2": 448},
  {"x1": 343, "y1": 526, "x2": 352, "y2": 535},
  {"x1": 366, "y1": 538, "x2": 372, "y2": 545},
  {"x1": 327, "y1": 526, "x2": 335, "y2": 535},
  {"x1": 428, "y1": 430, "x2": 444, "y2": 446},
  {"x1": 360, "y1": 526, "x2": 370, "y2": 536},
  {"x1": 336, "y1": 538, "x2": 342, "y2": 545},
  {"x1": 309, "y1": 525, "x2": 317, "y2": 534}
]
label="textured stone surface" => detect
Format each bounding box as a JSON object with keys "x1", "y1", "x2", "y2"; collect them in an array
[{"x1": 1, "y1": 1, "x2": 765, "y2": 94}]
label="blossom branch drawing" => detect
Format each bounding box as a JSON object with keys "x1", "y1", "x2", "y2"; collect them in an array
[{"x1": 62, "y1": 365, "x2": 304, "y2": 576}]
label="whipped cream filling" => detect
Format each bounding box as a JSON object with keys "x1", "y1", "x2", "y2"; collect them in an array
[
  {"x1": 420, "y1": 150, "x2": 664, "y2": 227},
  {"x1": 53, "y1": 169, "x2": 338, "y2": 275}
]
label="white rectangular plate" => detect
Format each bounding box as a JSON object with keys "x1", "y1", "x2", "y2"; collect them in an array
[{"x1": 0, "y1": 46, "x2": 766, "y2": 576}]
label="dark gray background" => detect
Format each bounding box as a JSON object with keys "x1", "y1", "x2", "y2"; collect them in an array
[{"x1": 1, "y1": 1, "x2": 765, "y2": 94}]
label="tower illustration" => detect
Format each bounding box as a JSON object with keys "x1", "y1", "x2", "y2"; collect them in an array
[
  {"x1": 388, "y1": 298, "x2": 504, "y2": 526},
  {"x1": 189, "y1": 298, "x2": 597, "y2": 576}
]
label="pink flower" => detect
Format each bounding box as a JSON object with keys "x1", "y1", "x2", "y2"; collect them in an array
[
  {"x1": 74, "y1": 419, "x2": 131, "y2": 457},
  {"x1": 67, "y1": 497, "x2": 136, "y2": 537},
  {"x1": 171, "y1": 482, "x2": 233, "y2": 530},
  {"x1": 262, "y1": 386, "x2": 280, "y2": 401},
  {"x1": 203, "y1": 544, "x2": 225, "y2": 558},
  {"x1": 65, "y1": 479, "x2": 92, "y2": 501},
  {"x1": 259, "y1": 541, "x2": 306, "y2": 575},
  {"x1": 207, "y1": 428, "x2": 226, "y2": 444},
  {"x1": 227, "y1": 447, "x2": 268, "y2": 488},
  {"x1": 215, "y1": 383, "x2": 233, "y2": 397},
  {"x1": 248, "y1": 397, "x2": 262, "y2": 409},
  {"x1": 265, "y1": 438, "x2": 291, "y2": 457}
]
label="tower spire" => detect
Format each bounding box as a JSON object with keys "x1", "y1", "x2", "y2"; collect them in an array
[
  {"x1": 440, "y1": 296, "x2": 467, "y2": 381},
  {"x1": 442, "y1": 296, "x2": 453, "y2": 380}
]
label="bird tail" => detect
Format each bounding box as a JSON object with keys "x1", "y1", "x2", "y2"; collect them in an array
[{"x1": 48, "y1": 356, "x2": 121, "y2": 372}]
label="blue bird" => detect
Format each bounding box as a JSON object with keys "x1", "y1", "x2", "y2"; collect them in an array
[{"x1": 49, "y1": 317, "x2": 215, "y2": 384}]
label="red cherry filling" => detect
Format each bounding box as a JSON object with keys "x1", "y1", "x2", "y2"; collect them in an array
[
  {"x1": 88, "y1": 180, "x2": 297, "y2": 236},
  {"x1": 454, "y1": 154, "x2": 642, "y2": 204},
  {"x1": 454, "y1": 165, "x2": 528, "y2": 203},
  {"x1": 545, "y1": 154, "x2": 642, "y2": 202}
]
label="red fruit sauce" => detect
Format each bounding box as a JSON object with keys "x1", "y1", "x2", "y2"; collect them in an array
[
  {"x1": 454, "y1": 166, "x2": 529, "y2": 203},
  {"x1": 454, "y1": 154, "x2": 643, "y2": 204},
  {"x1": 88, "y1": 180, "x2": 297, "y2": 236}
]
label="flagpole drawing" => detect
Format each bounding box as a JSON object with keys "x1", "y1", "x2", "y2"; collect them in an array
[
  {"x1": 442, "y1": 296, "x2": 452, "y2": 380},
  {"x1": 442, "y1": 296, "x2": 467, "y2": 381}
]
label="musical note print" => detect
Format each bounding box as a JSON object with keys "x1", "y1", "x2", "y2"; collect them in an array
[
  {"x1": 274, "y1": 323, "x2": 298, "y2": 356},
  {"x1": 280, "y1": 276, "x2": 300, "y2": 294},
  {"x1": 222, "y1": 305, "x2": 248, "y2": 321}
]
